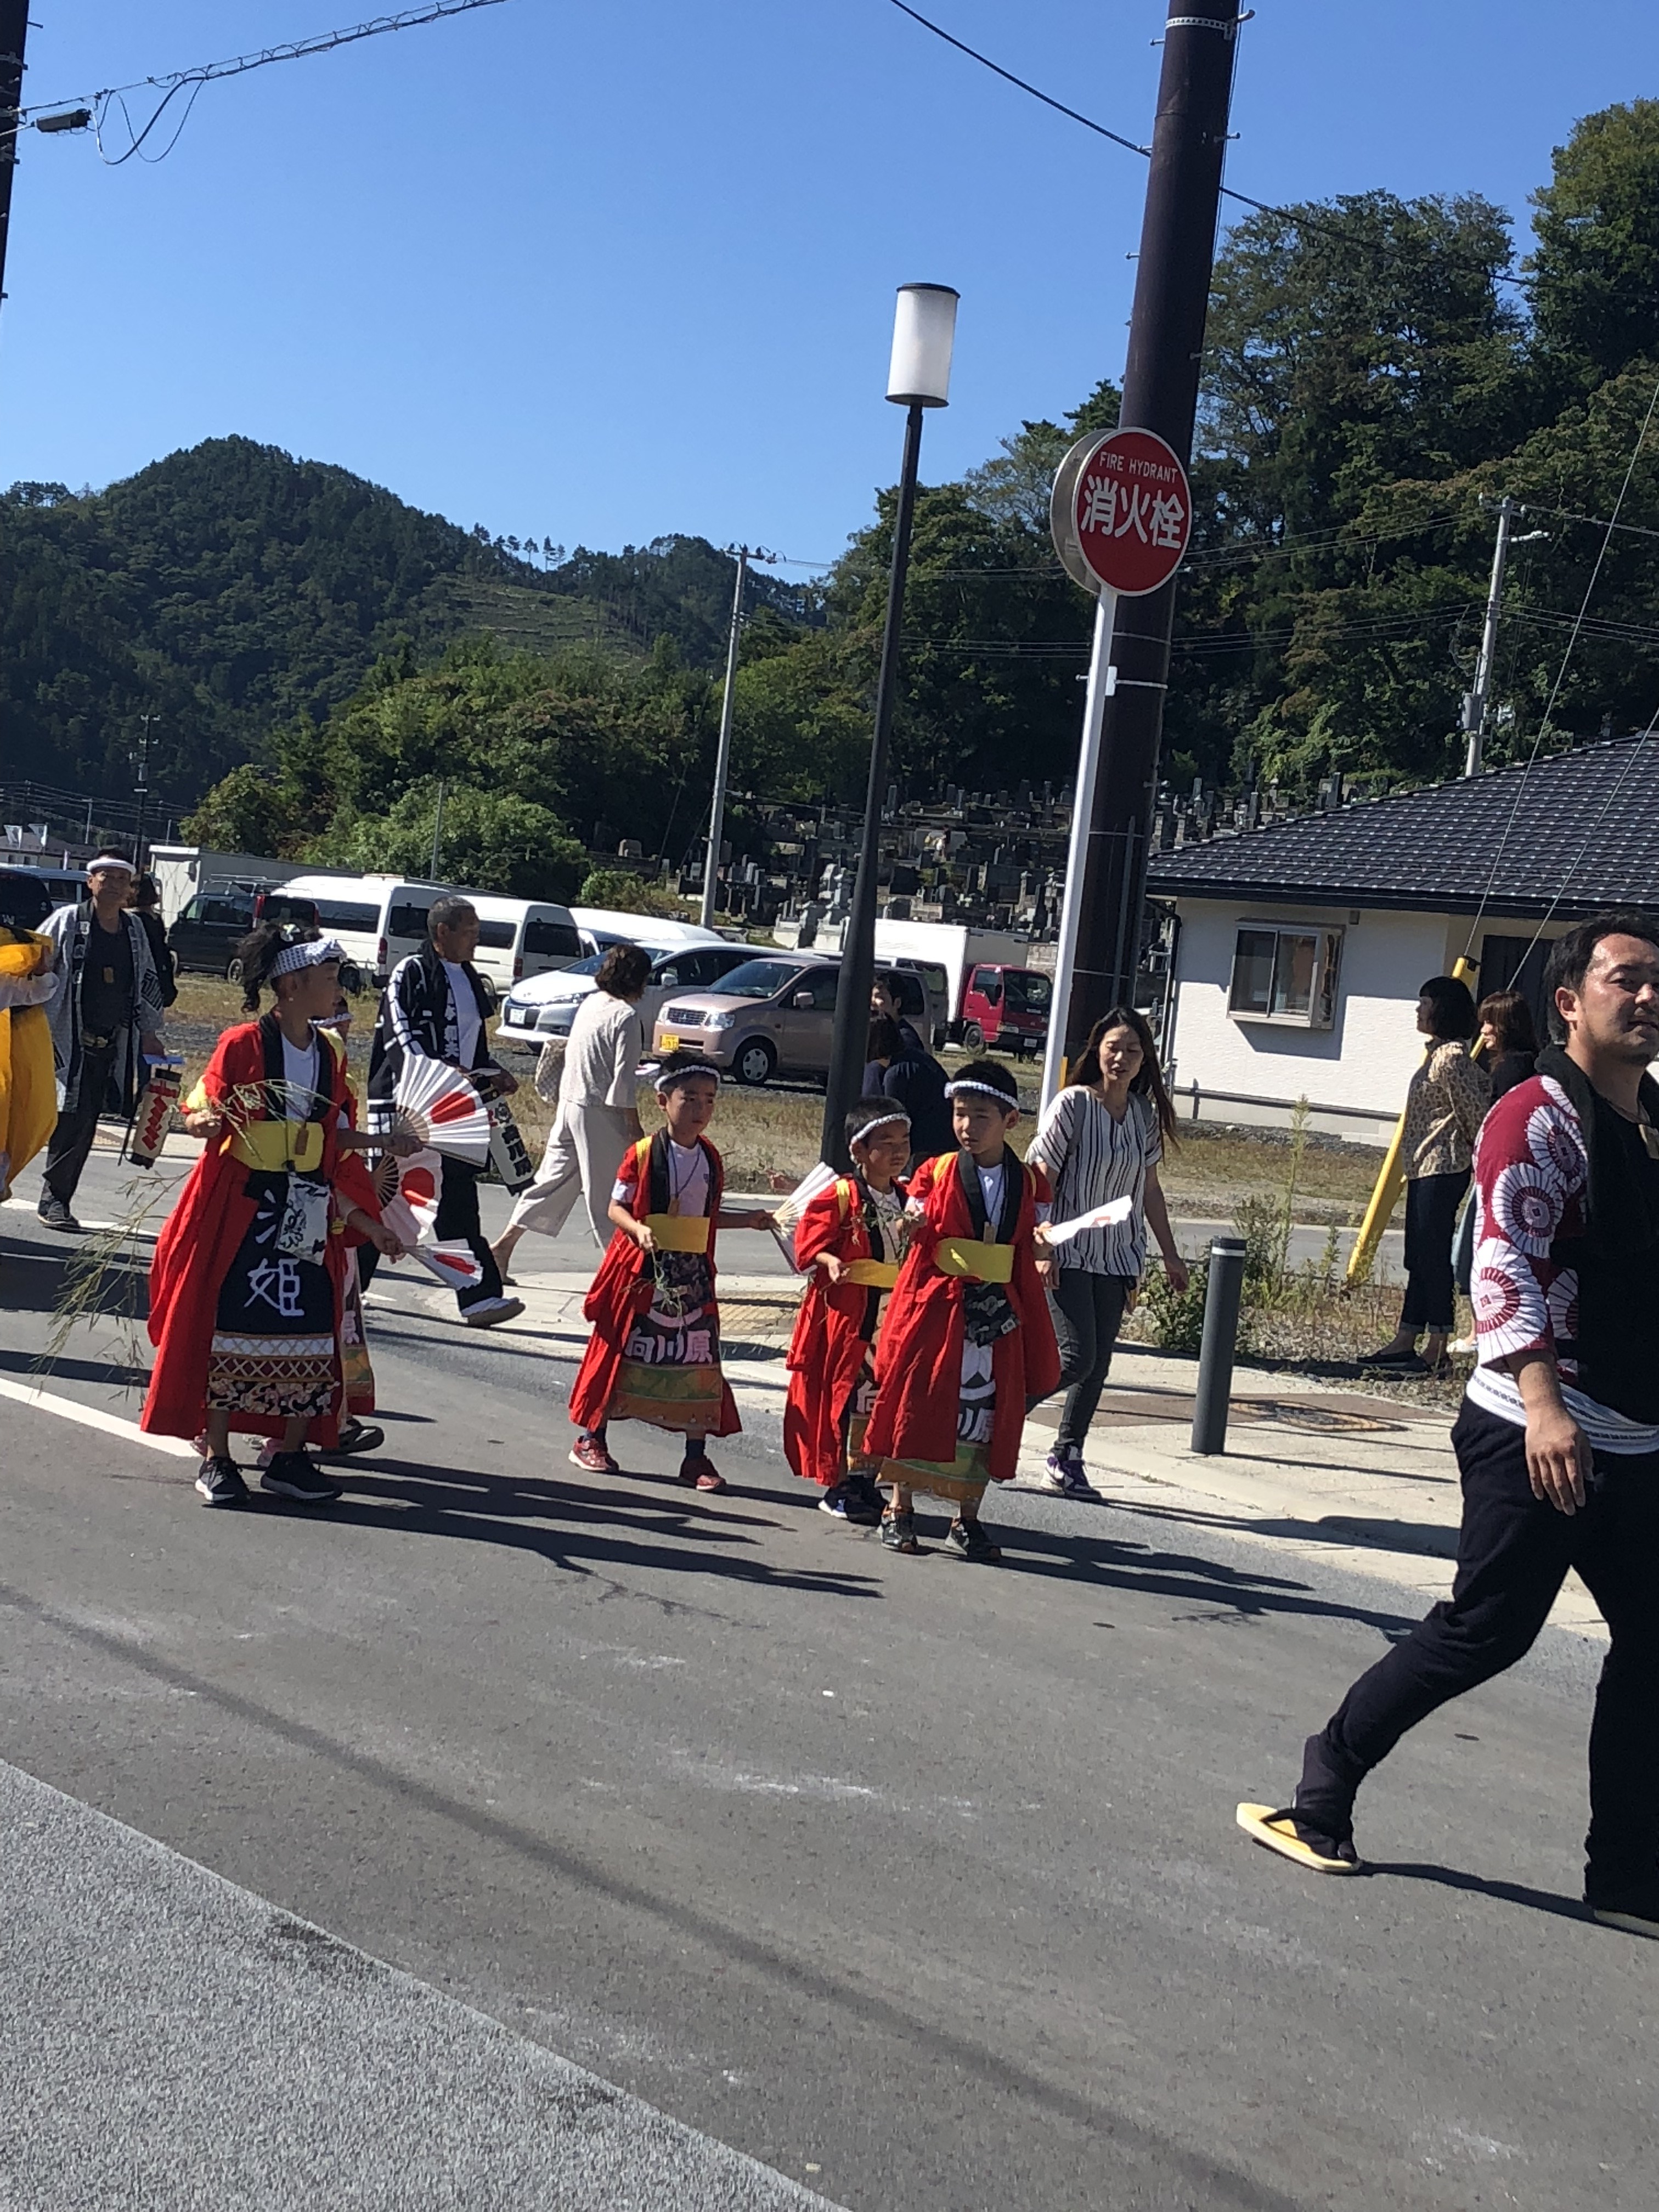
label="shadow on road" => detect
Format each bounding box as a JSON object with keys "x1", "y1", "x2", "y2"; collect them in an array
[{"x1": 1368, "y1": 1859, "x2": 1590, "y2": 1926}]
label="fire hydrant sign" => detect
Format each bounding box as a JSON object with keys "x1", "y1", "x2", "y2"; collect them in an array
[{"x1": 1070, "y1": 427, "x2": 1190, "y2": 596}]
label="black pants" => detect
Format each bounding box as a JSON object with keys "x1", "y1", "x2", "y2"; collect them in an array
[
  {"x1": 1300, "y1": 1401, "x2": 1659, "y2": 1899},
  {"x1": 432, "y1": 1158, "x2": 505, "y2": 1314},
  {"x1": 1400, "y1": 1169, "x2": 1468, "y2": 1333},
  {"x1": 42, "y1": 1043, "x2": 117, "y2": 1206},
  {"x1": 1047, "y1": 1269, "x2": 1133, "y2": 1449}
]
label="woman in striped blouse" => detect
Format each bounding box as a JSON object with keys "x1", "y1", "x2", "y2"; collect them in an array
[{"x1": 1026, "y1": 1007, "x2": 1187, "y2": 1497}]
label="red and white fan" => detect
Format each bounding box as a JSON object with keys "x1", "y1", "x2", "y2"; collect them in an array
[{"x1": 392, "y1": 1060, "x2": 490, "y2": 1164}]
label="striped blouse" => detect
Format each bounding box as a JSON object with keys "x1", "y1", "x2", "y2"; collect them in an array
[{"x1": 1026, "y1": 1086, "x2": 1161, "y2": 1276}]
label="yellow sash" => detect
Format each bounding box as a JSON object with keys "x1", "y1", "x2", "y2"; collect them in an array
[
  {"x1": 647, "y1": 1212, "x2": 709, "y2": 1253},
  {"x1": 844, "y1": 1257, "x2": 900, "y2": 1289},
  {"x1": 935, "y1": 1235, "x2": 1014, "y2": 1284},
  {"x1": 228, "y1": 1119, "x2": 325, "y2": 1175}
]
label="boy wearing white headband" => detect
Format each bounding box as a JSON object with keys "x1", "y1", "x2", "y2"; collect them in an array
[
  {"x1": 783, "y1": 1097, "x2": 913, "y2": 1521},
  {"x1": 864, "y1": 1059, "x2": 1060, "y2": 1561}
]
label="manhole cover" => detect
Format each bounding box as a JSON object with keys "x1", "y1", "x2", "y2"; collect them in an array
[{"x1": 1242, "y1": 1400, "x2": 1401, "y2": 1435}]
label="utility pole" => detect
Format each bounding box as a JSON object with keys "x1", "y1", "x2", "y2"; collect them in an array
[
  {"x1": 1461, "y1": 498, "x2": 1544, "y2": 777},
  {"x1": 0, "y1": 0, "x2": 29, "y2": 327},
  {"x1": 1056, "y1": 0, "x2": 1241, "y2": 1059},
  {"x1": 430, "y1": 779, "x2": 447, "y2": 882},
  {"x1": 701, "y1": 548, "x2": 752, "y2": 930},
  {"x1": 132, "y1": 713, "x2": 154, "y2": 874}
]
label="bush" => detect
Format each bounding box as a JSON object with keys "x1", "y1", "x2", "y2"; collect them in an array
[
  {"x1": 577, "y1": 867, "x2": 688, "y2": 918},
  {"x1": 1143, "y1": 1261, "x2": 1209, "y2": 1353}
]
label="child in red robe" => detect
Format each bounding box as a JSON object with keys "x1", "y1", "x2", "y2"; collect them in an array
[
  {"x1": 568, "y1": 1053, "x2": 772, "y2": 1493},
  {"x1": 864, "y1": 1059, "x2": 1060, "y2": 1562},
  {"x1": 143, "y1": 927, "x2": 403, "y2": 1509},
  {"x1": 784, "y1": 1098, "x2": 912, "y2": 1523}
]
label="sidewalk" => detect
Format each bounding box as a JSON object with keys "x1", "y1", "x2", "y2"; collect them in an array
[{"x1": 473, "y1": 1257, "x2": 1604, "y2": 1642}]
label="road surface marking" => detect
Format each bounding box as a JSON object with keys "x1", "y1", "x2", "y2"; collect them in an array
[{"x1": 0, "y1": 1374, "x2": 195, "y2": 1458}]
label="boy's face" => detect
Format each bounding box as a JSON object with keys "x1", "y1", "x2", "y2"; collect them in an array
[
  {"x1": 953, "y1": 1092, "x2": 1017, "y2": 1163},
  {"x1": 852, "y1": 1120, "x2": 910, "y2": 1188},
  {"x1": 659, "y1": 1073, "x2": 719, "y2": 1142}
]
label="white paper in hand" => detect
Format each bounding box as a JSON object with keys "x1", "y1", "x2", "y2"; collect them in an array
[{"x1": 1043, "y1": 1194, "x2": 1135, "y2": 1247}]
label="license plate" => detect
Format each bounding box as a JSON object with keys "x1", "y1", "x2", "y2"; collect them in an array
[{"x1": 659, "y1": 1032, "x2": 679, "y2": 1052}]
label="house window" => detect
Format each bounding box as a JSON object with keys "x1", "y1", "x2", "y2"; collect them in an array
[{"x1": 1228, "y1": 924, "x2": 1341, "y2": 1029}]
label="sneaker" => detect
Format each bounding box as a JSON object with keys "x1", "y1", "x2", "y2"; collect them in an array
[
  {"x1": 462, "y1": 1296, "x2": 526, "y2": 1329},
  {"x1": 259, "y1": 1452, "x2": 342, "y2": 1504},
  {"x1": 1043, "y1": 1448, "x2": 1096, "y2": 1499},
  {"x1": 819, "y1": 1483, "x2": 856, "y2": 1518},
  {"x1": 37, "y1": 1193, "x2": 82, "y2": 1233},
  {"x1": 680, "y1": 1451, "x2": 726, "y2": 1493},
  {"x1": 194, "y1": 1456, "x2": 249, "y2": 1508},
  {"x1": 569, "y1": 1434, "x2": 620, "y2": 1475},
  {"x1": 330, "y1": 1417, "x2": 384, "y2": 1456},
  {"x1": 945, "y1": 1518, "x2": 1002, "y2": 1564},
  {"x1": 845, "y1": 1472, "x2": 885, "y2": 1521},
  {"x1": 1588, "y1": 1887, "x2": 1659, "y2": 1939},
  {"x1": 879, "y1": 1509, "x2": 921, "y2": 1554}
]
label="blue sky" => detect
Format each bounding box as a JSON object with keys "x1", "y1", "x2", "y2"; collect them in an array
[{"x1": 7, "y1": 2, "x2": 1657, "y2": 571}]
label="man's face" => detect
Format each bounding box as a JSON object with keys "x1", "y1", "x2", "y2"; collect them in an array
[
  {"x1": 432, "y1": 909, "x2": 479, "y2": 964},
  {"x1": 870, "y1": 981, "x2": 898, "y2": 1020},
  {"x1": 1558, "y1": 933, "x2": 1659, "y2": 1066},
  {"x1": 86, "y1": 865, "x2": 131, "y2": 906}
]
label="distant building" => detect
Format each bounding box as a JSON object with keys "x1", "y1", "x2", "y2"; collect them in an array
[{"x1": 1145, "y1": 736, "x2": 1656, "y2": 1142}]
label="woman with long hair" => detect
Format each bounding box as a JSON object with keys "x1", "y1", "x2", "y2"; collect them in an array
[
  {"x1": 143, "y1": 923, "x2": 404, "y2": 1508},
  {"x1": 1451, "y1": 988, "x2": 1542, "y2": 1323},
  {"x1": 1026, "y1": 1006, "x2": 1188, "y2": 1497},
  {"x1": 1362, "y1": 974, "x2": 1489, "y2": 1375}
]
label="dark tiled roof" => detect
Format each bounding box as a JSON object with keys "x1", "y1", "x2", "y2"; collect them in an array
[{"x1": 1146, "y1": 737, "x2": 1659, "y2": 919}]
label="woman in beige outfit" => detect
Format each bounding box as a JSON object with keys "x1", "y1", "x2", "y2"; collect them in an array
[
  {"x1": 1361, "y1": 973, "x2": 1490, "y2": 1375},
  {"x1": 490, "y1": 944, "x2": 650, "y2": 1271}
]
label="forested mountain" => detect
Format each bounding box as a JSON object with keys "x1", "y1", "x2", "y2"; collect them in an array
[
  {"x1": 9, "y1": 99, "x2": 1659, "y2": 907},
  {"x1": 0, "y1": 437, "x2": 806, "y2": 806}
]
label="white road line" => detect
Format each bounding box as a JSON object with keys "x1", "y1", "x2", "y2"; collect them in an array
[{"x1": 0, "y1": 1374, "x2": 196, "y2": 1459}]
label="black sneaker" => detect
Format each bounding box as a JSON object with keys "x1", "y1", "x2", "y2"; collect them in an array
[
  {"x1": 260, "y1": 1452, "x2": 342, "y2": 1505},
  {"x1": 195, "y1": 1456, "x2": 249, "y2": 1508},
  {"x1": 845, "y1": 1472, "x2": 885, "y2": 1522},
  {"x1": 37, "y1": 1193, "x2": 82, "y2": 1233},
  {"x1": 329, "y1": 1418, "x2": 384, "y2": 1457},
  {"x1": 819, "y1": 1482, "x2": 856, "y2": 1519},
  {"x1": 1588, "y1": 1887, "x2": 1659, "y2": 1939},
  {"x1": 879, "y1": 1509, "x2": 920, "y2": 1554},
  {"x1": 946, "y1": 1518, "x2": 1002, "y2": 1564}
]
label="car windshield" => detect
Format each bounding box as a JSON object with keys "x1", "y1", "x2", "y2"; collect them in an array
[
  {"x1": 560, "y1": 953, "x2": 607, "y2": 978},
  {"x1": 1003, "y1": 972, "x2": 1053, "y2": 1011},
  {"x1": 704, "y1": 958, "x2": 806, "y2": 1000}
]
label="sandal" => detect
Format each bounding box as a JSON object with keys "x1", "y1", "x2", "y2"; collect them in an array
[
  {"x1": 680, "y1": 1451, "x2": 726, "y2": 1493},
  {"x1": 1235, "y1": 1802, "x2": 1362, "y2": 1874},
  {"x1": 879, "y1": 1509, "x2": 921, "y2": 1554}
]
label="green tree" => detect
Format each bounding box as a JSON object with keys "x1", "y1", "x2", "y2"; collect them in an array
[
  {"x1": 312, "y1": 783, "x2": 586, "y2": 902},
  {"x1": 1528, "y1": 100, "x2": 1659, "y2": 384}
]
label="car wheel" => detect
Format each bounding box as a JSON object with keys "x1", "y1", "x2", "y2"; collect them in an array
[
  {"x1": 225, "y1": 957, "x2": 244, "y2": 985},
  {"x1": 961, "y1": 1022, "x2": 985, "y2": 1054},
  {"x1": 732, "y1": 1037, "x2": 776, "y2": 1087}
]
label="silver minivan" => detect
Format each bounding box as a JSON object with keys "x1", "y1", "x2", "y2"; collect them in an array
[{"x1": 651, "y1": 956, "x2": 933, "y2": 1087}]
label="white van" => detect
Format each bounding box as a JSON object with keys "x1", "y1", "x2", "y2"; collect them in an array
[
  {"x1": 467, "y1": 894, "x2": 584, "y2": 991},
  {"x1": 569, "y1": 906, "x2": 730, "y2": 953}
]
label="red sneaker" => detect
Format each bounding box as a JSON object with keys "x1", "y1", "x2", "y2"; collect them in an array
[{"x1": 569, "y1": 1435, "x2": 619, "y2": 1475}]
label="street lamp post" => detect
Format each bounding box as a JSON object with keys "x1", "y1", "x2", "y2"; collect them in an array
[{"x1": 819, "y1": 282, "x2": 957, "y2": 1169}]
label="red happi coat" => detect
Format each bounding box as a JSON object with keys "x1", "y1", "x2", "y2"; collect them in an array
[
  {"x1": 863, "y1": 1149, "x2": 1060, "y2": 1482},
  {"x1": 783, "y1": 1173, "x2": 896, "y2": 1487},
  {"x1": 568, "y1": 1130, "x2": 741, "y2": 1438},
  {"x1": 142, "y1": 1016, "x2": 381, "y2": 1444}
]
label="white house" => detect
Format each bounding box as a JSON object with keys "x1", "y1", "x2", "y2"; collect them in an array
[{"x1": 1144, "y1": 736, "x2": 1656, "y2": 1143}]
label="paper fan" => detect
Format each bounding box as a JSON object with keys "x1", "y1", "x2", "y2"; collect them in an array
[
  {"x1": 393, "y1": 1147, "x2": 444, "y2": 1238},
  {"x1": 770, "y1": 1160, "x2": 837, "y2": 1236},
  {"x1": 410, "y1": 1240, "x2": 486, "y2": 1291},
  {"x1": 393, "y1": 1060, "x2": 490, "y2": 1164}
]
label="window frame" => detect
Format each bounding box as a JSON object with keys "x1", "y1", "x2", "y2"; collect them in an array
[{"x1": 1226, "y1": 921, "x2": 1342, "y2": 1031}]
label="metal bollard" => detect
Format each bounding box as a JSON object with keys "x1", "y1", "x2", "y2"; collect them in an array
[{"x1": 1190, "y1": 1236, "x2": 1247, "y2": 1455}]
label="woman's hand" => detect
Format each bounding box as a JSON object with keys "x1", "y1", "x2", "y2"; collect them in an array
[{"x1": 1034, "y1": 1256, "x2": 1054, "y2": 1281}]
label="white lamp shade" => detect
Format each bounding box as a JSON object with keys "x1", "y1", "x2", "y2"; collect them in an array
[{"x1": 887, "y1": 283, "x2": 958, "y2": 407}]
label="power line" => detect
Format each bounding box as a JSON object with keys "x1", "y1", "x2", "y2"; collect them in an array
[
  {"x1": 888, "y1": 0, "x2": 1533, "y2": 296},
  {"x1": 15, "y1": 0, "x2": 514, "y2": 157}
]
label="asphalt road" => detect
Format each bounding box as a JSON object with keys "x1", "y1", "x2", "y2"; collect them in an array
[{"x1": 0, "y1": 1154, "x2": 1646, "y2": 2211}]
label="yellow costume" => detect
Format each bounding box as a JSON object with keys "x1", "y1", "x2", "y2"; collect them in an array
[{"x1": 0, "y1": 928, "x2": 57, "y2": 1201}]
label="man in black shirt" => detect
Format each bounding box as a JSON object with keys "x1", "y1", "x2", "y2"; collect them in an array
[{"x1": 38, "y1": 856, "x2": 166, "y2": 1231}]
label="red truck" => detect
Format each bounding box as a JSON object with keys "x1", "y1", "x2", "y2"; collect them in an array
[{"x1": 957, "y1": 963, "x2": 1053, "y2": 1057}]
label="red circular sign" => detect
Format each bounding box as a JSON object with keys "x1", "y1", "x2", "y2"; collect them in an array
[{"x1": 1071, "y1": 427, "x2": 1191, "y2": 596}]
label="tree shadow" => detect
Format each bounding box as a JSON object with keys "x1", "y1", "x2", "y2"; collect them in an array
[{"x1": 1105, "y1": 1493, "x2": 1459, "y2": 1565}]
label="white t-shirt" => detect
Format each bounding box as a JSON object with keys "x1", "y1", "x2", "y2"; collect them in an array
[
  {"x1": 614, "y1": 1136, "x2": 709, "y2": 1216},
  {"x1": 441, "y1": 960, "x2": 482, "y2": 1069},
  {"x1": 976, "y1": 1160, "x2": 1007, "y2": 1227},
  {"x1": 278, "y1": 1036, "x2": 320, "y2": 1120},
  {"x1": 562, "y1": 991, "x2": 644, "y2": 1114}
]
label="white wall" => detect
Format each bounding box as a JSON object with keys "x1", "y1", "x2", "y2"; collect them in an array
[{"x1": 1166, "y1": 900, "x2": 1559, "y2": 1135}]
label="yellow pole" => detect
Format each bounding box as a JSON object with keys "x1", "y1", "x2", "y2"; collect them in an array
[{"x1": 1345, "y1": 954, "x2": 1479, "y2": 1285}]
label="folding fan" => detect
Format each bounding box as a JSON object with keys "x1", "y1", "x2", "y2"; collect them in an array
[
  {"x1": 391, "y1": 1147, "x2": 443, "y2": 1240},
  {"x1": 769, "y1": 1159, "x2": 839, "y2": 1272},
  {"x1": 403, "y1": 1240, "x2": 486, "y2": 1292},
  {"x1": 392, "y1": 1059, "x2": 491, "y2": 1164}
]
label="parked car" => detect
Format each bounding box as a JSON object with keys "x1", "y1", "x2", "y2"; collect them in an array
[
  {"x1": 462, "y1": 895, "x2": 585, "y2": 992},
  {"x1": 167, "y1": 887, "x2": 320, "y2": 977},
  {"x1": 650, "y1": 952, "x2": 930, "y2": 1088},
  {"x1": 0, "y1": 866, "x2": 87, "y2": 930},
  {"x1": 958, "y1": 963, "x2": 1054, "y2": 1056},
  {"x1": 496, "y1": 939, "x2": 757, "y2": 1049}
]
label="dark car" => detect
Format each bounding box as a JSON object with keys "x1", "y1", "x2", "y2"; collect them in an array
[
  {"x1": 0, "y1": 867, "x2": 85, "y2": 931},
  {"x1": 168, "y1": 886, "x2": 321, "y2": 977}
]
